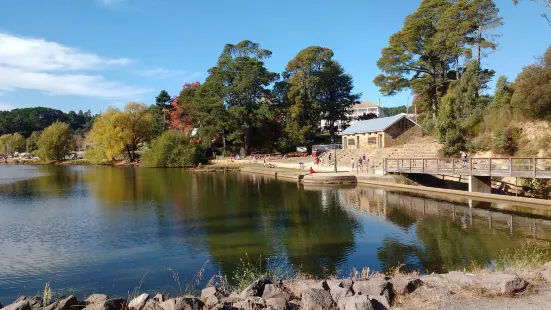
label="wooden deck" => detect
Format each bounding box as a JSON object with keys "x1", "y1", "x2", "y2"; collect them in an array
[{"x1": 384, "y1": 157, "x2": 551, "y2": 179}]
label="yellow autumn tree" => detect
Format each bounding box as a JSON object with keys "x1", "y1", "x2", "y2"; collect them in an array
[{"x1": 86, "y1": 102, "x2": 153, "y2": 163}]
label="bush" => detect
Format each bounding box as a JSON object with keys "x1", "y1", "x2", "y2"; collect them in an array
[
  {"x1": 492, "y1": 128, "x2": 518, "y2": 155},
  {"x1": 141, "y1": 130, "x2": 207, "y2": 167},
  {"x1": 84, "y1": 148, "x2": 107, "y2": 164}
]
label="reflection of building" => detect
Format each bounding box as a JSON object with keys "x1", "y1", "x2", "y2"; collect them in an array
[
  {"x1": 321, "y1": 100, "x2": 385, "y2": 130},
  {"x1": 340, "y1": 114, "x2": 420, "y2": 150}
]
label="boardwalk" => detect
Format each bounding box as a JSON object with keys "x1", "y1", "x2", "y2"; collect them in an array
[{"x1": 384, "y1": 157, "x2": 551, "y2": 179}]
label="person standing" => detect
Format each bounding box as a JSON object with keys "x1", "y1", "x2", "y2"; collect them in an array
[
  {"x1": 358, "y1": 157, "x2": 363, "y2": 172},
  {"x1": 461, "y1": 150, "x2": 467, "y2": 169},
  {"x1": 351, "y1": 157, "x2": 355, "y2": 170}
]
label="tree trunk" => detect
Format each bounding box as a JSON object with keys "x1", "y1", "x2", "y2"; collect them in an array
[
  {"x1": 125, "y1": 145, "x2": 133, "y2": 162},
  {"x1": 244, "y1": 125, "x2": 251, "y2": 156},
  {"x1": 477, "y1": 26, "x2": 482, "y2": 63},
  {"x1": 456, "y1": 57, "x2": 460, "y2": 80}
]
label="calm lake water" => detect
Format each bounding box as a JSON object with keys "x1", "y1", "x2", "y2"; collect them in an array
[{"x1": 1, "y1": 165, "x2": 551, "y2": 302}]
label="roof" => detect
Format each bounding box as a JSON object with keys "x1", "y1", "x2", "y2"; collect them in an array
[
  {"x1": 351, "y1": 101, "x2": 379, "y2": 109},
  {"x1": 340, "y1": 113, "x2": 417, "y2": 135}
]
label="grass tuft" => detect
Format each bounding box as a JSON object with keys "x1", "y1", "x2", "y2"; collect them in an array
[
  {"x1": 43, "y1": 282, "x2": 52, "y2": 306},
  {"x1": 232, "y1": 254, "x2": 295, "y2": 291},
  {"x1": 494, "y1": 243, "x2": 550, "y2": 271}
]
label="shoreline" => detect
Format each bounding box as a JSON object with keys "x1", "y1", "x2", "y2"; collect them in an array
[
  {"x1": 3, "y1": 161, "x2": 551, "y2": 209},
  {"x1": 2, "y1": 262, "x2": 551, "y2": 310}
]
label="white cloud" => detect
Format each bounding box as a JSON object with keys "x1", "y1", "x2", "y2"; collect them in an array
[
  {"x1": 138, "y1": 68, "x2": 202, "y2": 80},
  {"x1": 0, "y1": 33, "x2": 132, "y2": 72},
  {"x1": 0, "y1": 67, "x2": 147, "y2": 98},
  {"x1": 0, "y1": 33, "x2": 148, "y2": 99},
  {"x1": 0, "y1": 102, "x2": 14, "y2": 111}
]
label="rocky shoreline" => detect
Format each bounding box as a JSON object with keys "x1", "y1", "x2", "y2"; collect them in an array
[{"x1": 2, "y1": 263, "x2": 551, "y2": 310}]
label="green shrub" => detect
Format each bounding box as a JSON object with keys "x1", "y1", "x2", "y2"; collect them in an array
[
  {"x1": 492, "y1": 128, "x2": 518, "y2": 155},
  {"x1": 494, "y1": 243, "x2": 550, "y2": 271},
  {"x1": 84, "y1": 148, "x2": 108, "y2": 164},
  {"x1": 142, "y1": 130, "x2": 206, "y2": 168}
]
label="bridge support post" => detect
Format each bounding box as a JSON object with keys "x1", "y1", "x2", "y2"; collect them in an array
[{"x1": 469, "y1": 176, "x2": 491, "y2": 194}]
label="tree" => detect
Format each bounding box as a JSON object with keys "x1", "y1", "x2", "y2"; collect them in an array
[
  {"x1": 152, "y1": 90, "x2": 173, "y2": 137},
  {"x1": 0, "y1": 133, "x2": 26, "y2": 155},
  {"x1": 511, "y1": 46, "x2": 551, "y2": 119},
  {"x1": 283, "y1": 46, "x2": 359, "y2": 151},
  {"x1": 513, "y1": 0, "x2": 551, "y2": 29},
  {"x1": 374, "y1": 0, "x2": 501, "y2": 119},
  {"x1": 436, "y1": 94, "x2": 466, "y2": 156},
  {"x1": 87, "y1": 102, "x2": 153, "y2": 162},
  {"x1": 141, "y1": 130, "x2": 206, "y2": 167},
  {"x1": 204, "y1": 40, "x2": 279, "y2": 155},
  {"x1": 490, "y1": 76, "x2": 514, "y2": 109},
  {"x1": 317, "y1": 59, "x2": 361, "y2": 139},
  {"x1": 26, "y1": 131, "x2": 42, "y2": 153},
  {"x1": 171, "y1": 82, "x2": 200, "y2": 133},
  {"x1": 37, "y1": 122, "x2": 73, "y2": 161},
  {"x1": 357, "y1": 113, "x2": 378, "y2": 121}
]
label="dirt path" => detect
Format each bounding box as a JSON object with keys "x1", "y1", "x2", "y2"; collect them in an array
[{"x1": 398, "y1": 283, "x2": 551, "y2": 310}]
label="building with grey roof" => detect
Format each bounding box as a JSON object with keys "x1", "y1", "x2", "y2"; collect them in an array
[{"x1": 340, "y1": 113, "x2": 420, "y2": 149}]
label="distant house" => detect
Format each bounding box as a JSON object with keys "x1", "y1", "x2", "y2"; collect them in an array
[
  {"x1": 321, "y1": 100, "x2": 385, "y2": 130},
  {"x1": 340, "y1": 114, "x2": 420, "y2": 149}
]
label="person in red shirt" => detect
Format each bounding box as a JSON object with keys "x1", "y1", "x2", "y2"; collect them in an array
[{"x1": 309, "y1": 167, "x2": 315, "y2": 174}]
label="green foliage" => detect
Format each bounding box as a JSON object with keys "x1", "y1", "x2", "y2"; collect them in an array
[
  {"x1": 494, "y1": 243, "x2": 550, "y2": 271},
  {"x1": 232, "y1": 255, "x2": 295, "y2": 291},
  {"x1": 0, "y1": 107, "x2": 93, "y2": 138},
  {"x1": 87, "y1": 102, "x2": 153, "y2": 162},
  {"x1": 381, "y1": 106, "x2": 407, "y2": 117},
  {"x1": 142, "y1": 131, "x2": 206, "y2": 167},
  {"x1": 26, "y1": 131, "x2": 42, "y2": 153},
  {"x1": 84, "y1": 147, "x2": 107, "y2": 165},
  {"x1": 203, "y1": 40, "x2": 279, "y2": 155},
  {"x1": 37, "y1": 121, "x2": 73, "y2": 161},
  {"x1": 490, "y1": 76, "x2": 513, "y2": 109},
  {"x1": 492, "y1": 128, "x2": 518, "y2": 155},
  {"x1": 151, "y1": 90, "x2": 173, "y2": 137},
  {"x1": 0, "y1": 133, "x2": 26, "y2": 155},
  {"x1": 436, "y1": 95, "x2": 466, "y2": 156},
  {"x1": 282, "y1": 46, "x2": 360, "y2": 151},
  {"x1": 375, "y1": 0, "x2": 501, "y2": 119},
  {"x1": 511, "y1": 46, "x2": 551, "y2": 119}
]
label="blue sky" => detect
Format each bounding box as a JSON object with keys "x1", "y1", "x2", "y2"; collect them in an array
[{"x1": 0, "y1": 0, "x2": 549, "y2": 113}]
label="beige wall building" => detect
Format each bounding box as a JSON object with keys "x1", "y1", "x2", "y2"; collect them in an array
[{"x1": 340, "y1": 114, "x2": 420, "y2": 150}]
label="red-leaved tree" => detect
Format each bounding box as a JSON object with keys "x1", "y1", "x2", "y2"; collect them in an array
[{"x1": 170, "y1": 82, "x2": 200, "y2": 133}]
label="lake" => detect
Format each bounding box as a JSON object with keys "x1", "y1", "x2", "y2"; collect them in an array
[{"x1": 1, "y1": 165, "x2": 550, "y2": 302}]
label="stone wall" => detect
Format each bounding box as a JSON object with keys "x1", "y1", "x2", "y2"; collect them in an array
[
  {"x1": 341, "y1": 131, "x2": 382, "y2": 150},
  {"x1": 342, "y1": 117, "x2": 419, "y2": 150}
]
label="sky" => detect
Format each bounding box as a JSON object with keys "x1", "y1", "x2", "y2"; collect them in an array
[{"x1": 0, "y1": 0, "x2": 550, "y2": 113}]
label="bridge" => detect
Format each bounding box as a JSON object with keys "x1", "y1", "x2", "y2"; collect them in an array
[{"x1": 383, "y1": 157, "x2": 551, "y2": 193}]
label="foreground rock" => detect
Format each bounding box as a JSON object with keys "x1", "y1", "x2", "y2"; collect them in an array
[
  {"x1": 159, "y1": 298, "x2": 203, "y2": 310},
  {"x1": 43, "y1": 296, "x2": 78, "y2": 310},
  {"x1": 3, "y1": 301, "x2": 31, "y2": 310},
  {"x1": 85, "y1": 295, "x2": 109, "y2": 305},
  {"x1": 128, "y1": 294, "x2": 149, "y2": 310},
  {"x1": 0, "y1": 265, "x2": 540, "y2": 310}
]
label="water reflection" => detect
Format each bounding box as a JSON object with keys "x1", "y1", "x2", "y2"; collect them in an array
[{"x1": 0, "y1": 166, "x2": 550, "y2": 303}]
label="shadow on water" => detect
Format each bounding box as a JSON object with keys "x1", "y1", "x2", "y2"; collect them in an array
[{"x1": 0, "y1": 166, "x2": 550, "y2": 302}]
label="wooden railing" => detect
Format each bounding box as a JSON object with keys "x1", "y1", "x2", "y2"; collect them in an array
[{"x1": 383, "y1": 157, "x2": 551, "y2": 179}]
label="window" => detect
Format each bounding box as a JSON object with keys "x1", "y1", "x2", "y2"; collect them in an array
[
  {"x1": 368, "y1": 137, "x2": 377, "y2": 145},
  {"x1": 347, "y1": 138, "x2": 355, "y2": 146}
]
